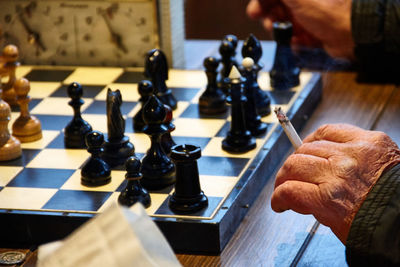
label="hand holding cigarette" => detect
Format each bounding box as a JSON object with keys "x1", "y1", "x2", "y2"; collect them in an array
[{"x1": 272, "y1": 114, "x2": 400, "y2": 244}]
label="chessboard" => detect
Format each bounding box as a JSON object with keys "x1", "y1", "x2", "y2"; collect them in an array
[{"x1": 0, "y1": 65, "x2": 321, "y2": 254}]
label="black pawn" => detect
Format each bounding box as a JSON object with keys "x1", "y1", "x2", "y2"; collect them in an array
[
  {"x1": 133, "y1": 80, "x2": 154, "y2": 132},
  {"x1": 161, "y1": 104, "x2": 176, "y2": 155},
  {"x1": 64, "y1": 82, "x2": 93, "y2": 148},
  {"x1": 118, "y1": 156, "x2": 151, "y2": 208},
  {"x1": 144, "y1": 49, "x2": 177, "y2": 110},
  {"x1": 140, "y1": 94, "x2": 176, "y2": 190},
  {"x1": 219, "y1": 40, "x2": 237, "y2": 82},
  {"x1": 103, "y1": 89, "x2": 135, "y2": 167},
  {"x1": 242, "y1": 34, "x2": 271, "y2": 116},
  {"x1": 222, "y1": 66, "x2": 256, "y2": 153},
  {"x1": 270, "y1": 22, "x2": 300, "y2": 90},
  {"x1": 81, "y1": 131, "x2": 111, "y2": 186},
  {"x1": 169, "y1": 144, "x2": 208, "y2": 213},
  {"x1": 199, "y1": 57, "x2": 227, "y2": 114},
  {"x1": 242, "y1": 57, "x2": 268, "y2": 136}
]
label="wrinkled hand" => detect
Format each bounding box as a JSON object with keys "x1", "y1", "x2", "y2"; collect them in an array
[
  {"x1": 246, "y1": 0, "x2": 354, "y2": 59},
  {"x1": 271, "y1": 124, "x2": 400, "y2": 243}
]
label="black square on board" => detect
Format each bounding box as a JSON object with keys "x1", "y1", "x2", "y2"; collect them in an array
[
  {"x1": 46, "y1": 133, "x2": 66, "y2": 149},
  {"x1": 170, "y1": 87, "x2": 201, "y2": 102},
  {"x1": 24, "y1": 69, "x2": 74, "y2": 82},
  {"x1": 51, "y1": 84, "x2": 105, "y2": 98},
  {"x1": 114, "y1": 71, "x2": 146, "y2": 83},
  {"x1": 7, "y1": 168, "x2": 75, "y2": 188},
  {"x1": 43, "y1": 190, "x2": 111, "y2": 212},
  {"x1": 197, "y1": 156, "x2": 249, "y2": 177},
  {"x1": 0, "y1": 149, "x2": 41, "y2": 167},
  {"x1": 35, "y1": 115, "x2": 72, "y2": 131}
]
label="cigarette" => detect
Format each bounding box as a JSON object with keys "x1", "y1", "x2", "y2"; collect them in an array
[{"x1": 274, "y1": 107, "x2": 302, "y2": 149}]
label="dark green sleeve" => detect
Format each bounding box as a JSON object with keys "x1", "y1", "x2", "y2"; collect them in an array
[
  {"x1": 351, "y1": 0, "x2": 400, "y2": 83},
  {"x1": 346, "y1": 164, "x2": 400, "y2": 266}
]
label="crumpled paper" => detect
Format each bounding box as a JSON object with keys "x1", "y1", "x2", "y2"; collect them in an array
[{"x1": 37, "y1": 202, "x2": 182, "y2": 267}]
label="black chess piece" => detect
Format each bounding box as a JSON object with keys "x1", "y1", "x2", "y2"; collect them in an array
[
  {"x1": 199, "y1": 57, "x2": 227, "y2": 114},
  {"x1": 140, "y1": 94, "x2": 176, "y2": 190},
  {"x1": 81, "y1": 131, "x2": 111, "y2": 186},
  {"x1": 241, "y1": 34, "x2": 271, "y2": 116},
  {"x1": 219, "y1": 40, "x2": 237, "y2": 83},
  {"x1": 242, "y1": 57, "x2": 268, "y2": 136},
  {"x1": 222, "y1": 66, "x2": 256, "y2": 153},
  {"x1": 133, "y1": 80, "x2": 154, "y2": 132},
  {"x1": 161, "y1": 104, "x2": 176, "y2": 155},
  {"x1": 168, "y1": 144, "x2": 208, "y2": 213},
  {"x1": 118, "y1": 156, "x2": 151, "y2": 208},
  {"x1": 64, "y1": 82, "x2": 93, "y2": 148},
  {"x1": 144, "y1": 49, "x2": 177, "y2": 110},
  {"x1": 223, "y1": 34, "x2": 239, "y2": 65},
  {"x1": 102, "y1": 89, "x2": 135, "y2": 167},
  {"x1": 270, "y1": 22, "x2": 300, "y2": 90}
]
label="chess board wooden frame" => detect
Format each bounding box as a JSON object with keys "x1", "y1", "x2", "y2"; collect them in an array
[{"x1": 0, "y1": 66, "x2": 321, "y2": 254}]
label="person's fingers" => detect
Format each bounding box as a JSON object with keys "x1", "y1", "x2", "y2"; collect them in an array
[
  {"x1": 295, "y1": 140, "x2": 341, "y2": 159},
  {"x1": 303, "y1": 124, "x2": 365, "y2": 143},
  {"x1": 246, "y1": 0, "x2": 264, "y2": 19},
  {"x1": 271, "y1": 180, "x2": 322, "y2": 213},
  {"x1": 275, "y1": 153, "x2": 328, "y2": 188}
]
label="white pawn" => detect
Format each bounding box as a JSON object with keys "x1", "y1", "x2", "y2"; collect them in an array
[{"x1": 0, "y1": 89, "x2": 21, "y2": 161}]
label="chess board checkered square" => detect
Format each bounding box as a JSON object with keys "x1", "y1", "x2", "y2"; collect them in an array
[
  {"x1": 0, "y1": 166, "x2": 23, "y2": 186},
  {"x1": 169, "y1": 87, "x2": 201, "y2": 102},
  {"x1": 29, "y1": 82, "x2": 61, "y2": 98},
  {"x1": 200, "y1": 175, "x2": 239, "y2": 197},
  {"x1": 42, "y1": 190, "x2": 112, "y2": 212},
  {"x1": 63, "y1": 67, "x2": 124, "y2": 85},
  {"x1": 46, "y1": 133, "x2": 67, "y2": 149},
  {"x1": 50, "y1": 84, "x2": 105, "y2": 98},
  {"x1": 24, "y1": 69, "x2": 74, "y2": 82},
  {"x1": 114, "y1": 70, "x2": 146, "y2": 84},
  {"x1": 197, "y1": 156, "x2": 249, "y2": 177},
  {"x1": 27, "y1": 148, "x2": 89, "y2": 169},
  {"x1": 21, "y1": 130, "x2": 59, "y2": 150},
  {"x1": 34, "y1": 115, "x2": 73, "y2": 131},
  {"x1": 0, "y1": 149, "x2": 41, "y2": 167},
  {"x1": 0, "y1": 187, "x2": 58, "y2": 210},
  {"x1": 167, "y1": 70, "x2": 206, "y2": 88},
  {"x1": 31, "y1": 97, "x2": 93, "y2": 115},
  {"x1": 7, "y1": 168, "x2": 75, "y2": 188},
  {"x1": 172, "y1": 118, "x2": 226, "y2": 138}
]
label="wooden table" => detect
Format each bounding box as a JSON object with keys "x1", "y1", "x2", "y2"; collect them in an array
[{"x1": 1, "y1": 40, "x2": 399, "y2": 267}]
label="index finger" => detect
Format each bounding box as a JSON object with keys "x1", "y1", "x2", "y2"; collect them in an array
[{"x1": 303, "y1": 124, "x2": 366, "y2": 143}]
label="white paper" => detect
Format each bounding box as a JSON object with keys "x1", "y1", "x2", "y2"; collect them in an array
[{"x1": 37, "y1": 203, "x2": 182, "y2": 267}]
